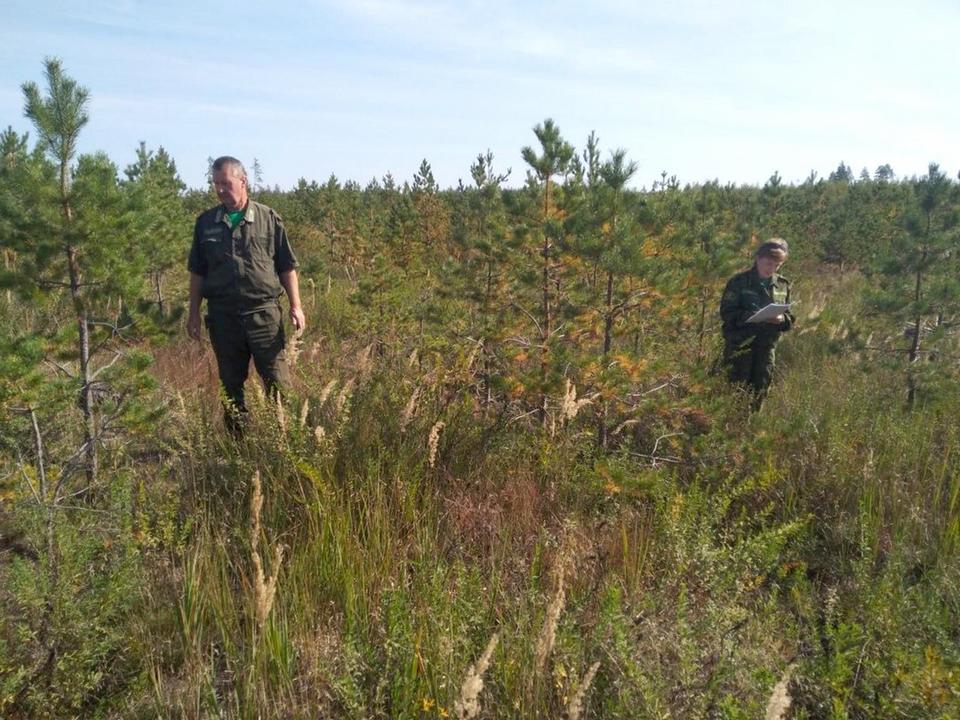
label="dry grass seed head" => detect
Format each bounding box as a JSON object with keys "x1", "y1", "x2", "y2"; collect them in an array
[
  {"x1": 317, "y1": 379, "x2": 337, "y2": 406},
  {"x1": 561, "y1": 378, "x2": 577, "y2": 421},
  {"x1": 356, "y1": 344, "x2": 374, "y2": 377},
  {"x1": 764, "y1": 663, "x2": 795, "y2": 720},
  {"x1": 534, "y1": 524, "x2": 587, "y2": 679},
  {"x1": 428, "y1": 420, "x2": 445, "y2": 468},
  {"x1": 251, "y1": 378, "x2": 266, "y2": 405},
  {"x1": 249, "y1": 471, "x2": 263, "y2": 546},
  {"x1": 253, "y1": 543, "x2": 284, "y2": 629},
  {"x1": 249, "y1": 471, "x2": 284, "y2": 629},
  {"x1": 299, "y1": 398, "x2": 310, "y2": 427},
  {"x1": 454, "y1": 632, "x2": 499, "y2": 720},
  {"x1": 534, "y1": 565, "x2": 566, "y2": 677},
  {"x1": 566, "y1": 661, "x2": 600, "y2": 720},
  {"x1": 285, "y1": 333, "x2": 302, "y2": 367},
  {"x1": 400, "y1": 385, "x2": 422, "y2": 434},
  {"x1": 462, "y1": 340, "x2": 482, "y2": 378},
  {"x1": 276, "y1": 394, "x2": 286, "y2": 434},
  {"x1": 334, "y1": 378, "x2": 355, "y2": 418},
  {"x1": 561, "y1": 379, "x2": 594, "y2": 424}
]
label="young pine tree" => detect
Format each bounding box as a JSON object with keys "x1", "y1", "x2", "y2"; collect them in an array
[
  {"x1": 521, "y1": 119, "x2": 574, "y2": 425},
  {"x1": 868, "y1": 163, "x2": 960, "y2": 407},
  {"x1": 449, "y1": 150, "x2": 513, "y2": 406},
  {"x1": 123, "y1": 141, "x2": 189, "y2": 319},
  {"x1": 2, "y1": 58, "x2": 151, "y2": 488}
]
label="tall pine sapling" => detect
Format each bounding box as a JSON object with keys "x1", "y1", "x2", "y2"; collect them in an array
[
  {"x1": 4, "y1": 59, "x2": 154, "y2": 490},
  {"x1": 453, "y1": 150, "x2": 512, "y2": 405},
  {"x1": 867, "y1": 163, "x2": 959, "y2": 407},
  {"x1": 521, "y1": 119, "x2": 574, "y2": 425},
  {"x1": 21, "y1": 58, "x2": 99, "y2": 486},
  {"x1": 124, "y1": 142, "x2": 189, "y2": 319}
]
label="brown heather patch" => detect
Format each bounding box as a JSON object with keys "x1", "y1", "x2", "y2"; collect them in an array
[
  {"x1": 500, "y1": 470, "x2": 554, "y2": 535},
  {"x1": 442, "y1": 470, "x2": 552, "y2": 559},
  {"x1": 675, "y1": 405, "x2": 712, "y2": 435},
  {"x1": 442, "y1": 487, "x2": 506, "y2": 558},
  {"x1": 152, "y1": 338, "x2": 220, "y2": 400}
]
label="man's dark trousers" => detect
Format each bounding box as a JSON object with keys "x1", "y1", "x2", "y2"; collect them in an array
[{"x1": 206, "y1": 302, "x2": 288, "y2": 430}]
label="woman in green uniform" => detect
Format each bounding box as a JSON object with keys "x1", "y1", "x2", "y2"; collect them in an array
[{"x1": 719, "y1": 239, "x2": 794, "y2": 405}]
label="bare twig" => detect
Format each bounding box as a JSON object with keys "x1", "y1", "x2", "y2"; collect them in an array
[
  {"x1": 88, "y1": 319, "x2": 132, "y2": 333},
  {"x1": 90, "y1": 351, "x2": 124, "y2": 380},
  {"x1": 510, "y1": 301, "x2": 543, "y2": 336},
  {"x1": 29, "y1": 409, "x2": 47, "y2": 498},
  {"x1": 627, "y1": 378, "x2": 680, "y2": 398},
  {"x1": 43, "y1": 359, "x2": 76, "y2": 378},
  {"x1": 507, "y1": 408, "x2": 540, "y2": 425},
  {"x1": 629, "y1": 452, "x2": 682, "y2": 466},
  {"x1": 15, "y1": 447, "x2": 43, "y2": 505},
  {"x1": 651, "y1": 432, "x2": 681, "y2": 457},
  {"x1": 505, "y1": 335, "x2": 541, "y2": 349}
]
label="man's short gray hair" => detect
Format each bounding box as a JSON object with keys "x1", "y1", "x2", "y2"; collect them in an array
[{"x1": 212, "y1": 156, "x2": 247, "y2": 180}]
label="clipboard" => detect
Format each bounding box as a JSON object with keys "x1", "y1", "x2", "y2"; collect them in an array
[{"x1": 747, "y1": 303, "x2": 791, "y2": 324}]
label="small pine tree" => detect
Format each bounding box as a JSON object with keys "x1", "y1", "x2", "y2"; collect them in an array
[
  {"x1": 521, "y1": 119, "x2": 575, "y2": 424},
  {"x1": 867, "y1": 163, "x2": 960, "y2": 407},
  {"x1": 2, "y1": 58, "x2": 154, "y2": 488},
  {"x1": 123, "y1": 142, "x2": 189, "y2": 318}
]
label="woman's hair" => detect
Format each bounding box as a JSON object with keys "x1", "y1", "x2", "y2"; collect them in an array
[{"x1": 755, "y1": 238, "x2": 789, "y2": 258}]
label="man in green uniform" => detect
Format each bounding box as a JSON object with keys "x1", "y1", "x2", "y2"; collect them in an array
[
  {"x1": 187, "y1": 156, "x2": 305, "y2": 432},
  {"x1": 719, "y1": 239, "x2": 794, "y2": 406}
]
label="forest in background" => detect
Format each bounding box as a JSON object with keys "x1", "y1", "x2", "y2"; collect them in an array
[{"x1": 1, "y1": 59, "x2": 959, "y2": 719}]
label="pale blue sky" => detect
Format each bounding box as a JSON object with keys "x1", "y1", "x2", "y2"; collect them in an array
[{"x1": 2, "y1": 0, "x2": 958, "y2": 190}]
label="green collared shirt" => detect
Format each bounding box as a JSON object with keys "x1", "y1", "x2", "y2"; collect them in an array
[{"x1": 188, "y1": 200, "x2": 299, "y2": 311}]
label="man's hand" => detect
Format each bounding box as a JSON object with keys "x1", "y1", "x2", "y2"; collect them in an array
[
  {"x1": 290, "y1": 305, "x2": 306, "y2": 334},
  {"x1": 187, "y1": 312, "x2": 202, "y2": 340},
  {"x1": 767, "y1": 314, "x2": 785, "y2": 325},
  {"x1": 187, "y1": 272, "x2": 204, "y2": 340},
  {"x1": 280, "y1": 270, "x2": 306, "y2": 335}
]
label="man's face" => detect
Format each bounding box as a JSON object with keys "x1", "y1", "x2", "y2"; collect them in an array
[
  {"x1": 756, "y1": 253, "x2": 785, "y2": 279},
  {"x1": 212, "y1": 166, "x2": 247, "y2": 211}
]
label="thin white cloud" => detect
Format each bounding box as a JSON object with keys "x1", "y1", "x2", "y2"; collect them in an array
[
  {"x1": 337, "y1": 0, "x2": 450, "y2": 25},
  {"x1": 5, "y1": 0, "x2": 960, "y2": 189},
  {"x1": 322, "y1": 0, "x2": 658, "y2": 78},
  {"x1": 60, "y1": 0, "x2": 139, "y2": 29}
]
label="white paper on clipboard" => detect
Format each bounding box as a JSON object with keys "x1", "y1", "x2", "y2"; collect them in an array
[{"x1": 747, "y1": 303, "x2": 791, "y2": 324}]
